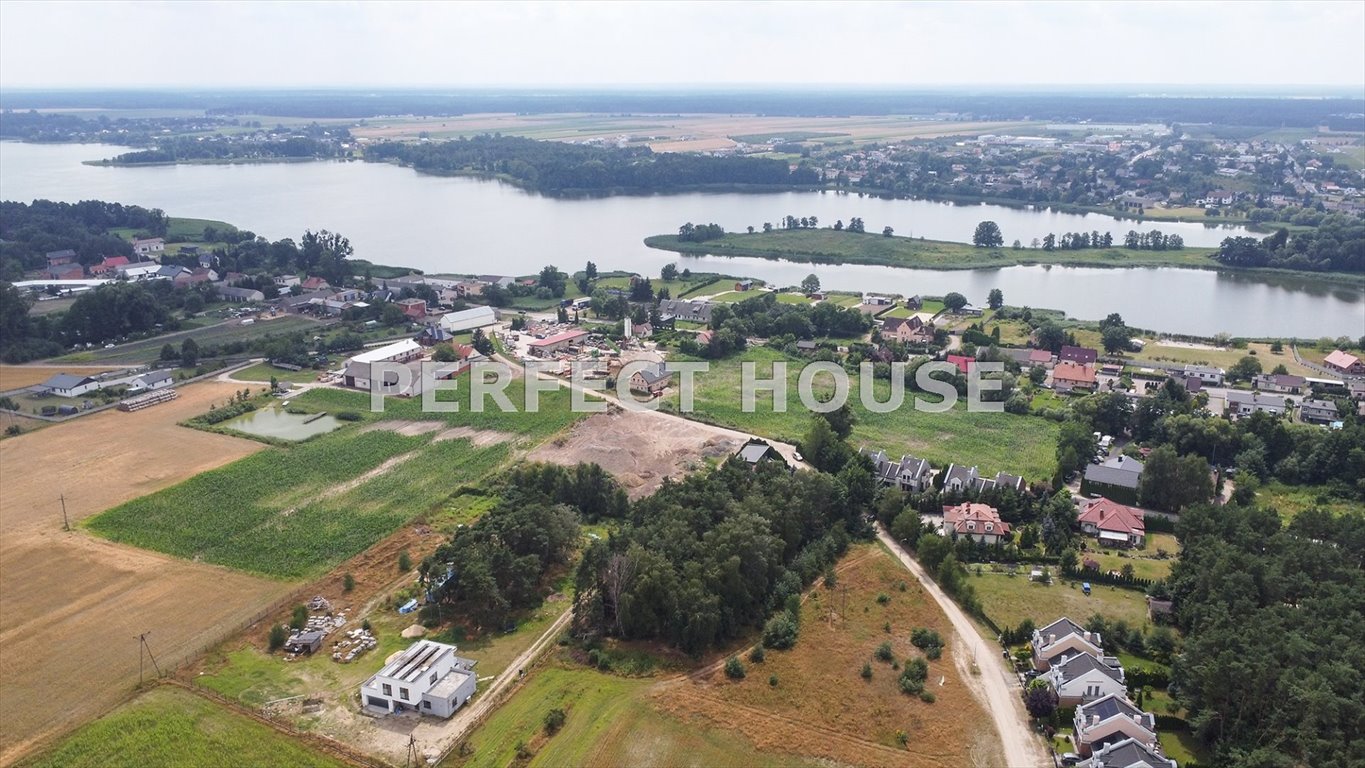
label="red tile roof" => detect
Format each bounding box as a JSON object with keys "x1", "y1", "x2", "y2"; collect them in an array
[
  {"x1": 1054, "y1": 361, "x2": 1097, "y2": 385},
  {"x1": 1078, "y1": 498, "x2": 1145, "y2": 536},
  {"x1": 946, "y1": 354, "x2": 974, "y2": 374},
  {"x1": 943, "y1": 502, "x2": 1011, "y2": 536}
]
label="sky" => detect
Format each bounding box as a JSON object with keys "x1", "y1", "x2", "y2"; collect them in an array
[{"x1": 1, "y1": 1, "x2": 1362, "y2": 92}]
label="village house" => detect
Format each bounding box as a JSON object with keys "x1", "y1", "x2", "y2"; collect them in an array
[
  {"x1": 131, "y1": 237, "x2": 165, "y2": 256},
  {"x1": 942, "y1": 502, "x2": 1012, "y2": 544},
  {"x1": 1077, "y1": 497, "x2": 1145, "y2": 548},
  {"x1": 1299, "y1": 398, "x2": 1340, "y2": 424},
  {"x1": 416, "y1": 324, "x2": 455, "y2": 346},
  {"x1": 1224, "y1": 390, "x2": 1286, "y2": 418},
  {"x1": 433, "y1": 344, "x2": 485, "y2": 379},
  {"x1": 1253, "y1": 373, "x2": 1306, "y2": 394},
  {"x1": 44, "y1": 248, "x2": 77, "y2": 267},
  {"x1": 1059, "y1": 345, "x2": 1099, "y2": 365},
  {"x1": 38, "y1": 373, "x2": 100, "y2": 398},
  {"x1": 658, "y1": 298, "x2": 713, "y2": 325},
  {"x1": 1073, "y1": 695, "x2": 1160, "y2": 758},
  {"x1": 1075, "y1": 737, "x2": 1176, "y2": 768},
  {"x1": 629, "y1": 362, "x2": 673, "y2": 395},
  {"x1": 1048, "y1": 653, "x2": 1127, "y2": 707},
  {"x1": 1324, "y1": 349, "x2": 1365, "y2": 375},
  {"x1": 861, "y1": 448, "x2": 934, "y2": 493},
  {"x1": 1053, "y1": 361, "x2": 1098, "y2": 393},
  {"x1": 274, "y1": 274, "x2": 301, "y2": 288},
  {"x1": 1182, "y1": 364, "x2": 1225, "y2": 386},
  {"x1": 735, "y1": 438, "x2": 788, "y2": 469},
  {"x1": 89, "y1": 255, "x2": 130, "y2": 276},
  {"x1": 127, "y1": 369, "x2": 174, "y2": 393},
  {"x1": 1032, "y1": 617, "x2": 1105, "y2": 671},
  {"x1": 881, "y1": 315, "x2": 928, "y2": 344},
  {"x1": 1027, "y1": 348, "x2": 1055, "y2": 369},
  {"x1": 941, "y1": 463, "x2": 1025, "y2": 494},
  {"x1": 397, "y1": 297, "x2": 428, "y2": 321},
  {"x1": 1081, "y1": 455, "x2": 1144, "y2": 504},
  {"x1": 946, "y1": 354, "x2": 975, "y2": 374},
  {"x1": 359, "y1": 640, "x2": 477, "y2": 718}
]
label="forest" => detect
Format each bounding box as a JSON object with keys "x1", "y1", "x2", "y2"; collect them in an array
[
  {"x1": 1168, "y1": 502, "x2": 1365, "y2": 766},
  {"x1": 103, "y1": 132, "x2": 349, "y2": 165},
  {"x1": 364, "y1": 134, "x2": 821, "y2": 195},
  {"x1": 0, "y1": 199, "x2": 167, "y2": 279},
  {"x1": 1213, "y1": 215, "x2": 1365, "y2": 273}
]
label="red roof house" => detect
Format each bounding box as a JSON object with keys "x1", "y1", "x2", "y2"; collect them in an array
[{"x1": 1078, "y1": 498, "x2": 1145, "y2": 548}]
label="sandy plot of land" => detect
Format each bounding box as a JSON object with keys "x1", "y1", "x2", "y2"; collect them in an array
[
  {"x1": 526, "y1": 408, "x2": 740, "y2": 498},
  {"x1": 0, "y1": 381, "x2": 287, "y2": 764},
  {"x1": 648, "y1": 137, "x2": 739, "y2": 153},
  {"x1": 0, "y1": 364, "x2": 123, "y2": 392}
]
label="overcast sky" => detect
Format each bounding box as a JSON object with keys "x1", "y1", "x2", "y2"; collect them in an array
[{"x1": 1, "y1": 1, "x2": 1362, "y2": 91}]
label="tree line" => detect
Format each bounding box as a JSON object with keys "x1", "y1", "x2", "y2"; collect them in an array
[{"x1": 1214, "y1": 215, "x2": 1365, "y2": 273}]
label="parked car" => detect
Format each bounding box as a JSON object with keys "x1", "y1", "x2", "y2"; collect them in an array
[{"x1": 1061, "y1": 753, "x2": 1081, "y2": 767}]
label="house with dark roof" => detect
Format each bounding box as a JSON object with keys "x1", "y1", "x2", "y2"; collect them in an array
[
  {"x1": 941, "y1": 463, "x2": 1024, "y2": 494},
  {"x1": 1225, "y1": 390, "x2": 1286, "y2": 418},
  {"x1": 1032, "y1": 617, "x2": 1104, "y2": 671},
  {"x1": 1078, "y1": 498, "x2": 1146, "y2": 548},
  {"x1": 735, "y1": 438, "x2": 788, "y2": 469},
  {"x1": 45, "y1": 249, "x2": 78, "y2": 266},
  {"x1": 359, "y1": 639, "x2": 476, "y2": 718},
  {"x1": 1074, "y1": 695, "x2": 1160, "y2": 758},
  {"x1": 629, "y1": 362, "x2": 673, "y2": 395},
  {"x1": 658, "y1": 299, "x2": 713, "y2": 325},
  {"x1": 1299, "y1": 398, "x2": 1340, "y2": 424},
  {"x1": 1253, "y1": 373, "x2": 1305, "y2": 394},
  {"x1": 1048, "y1": 652, "x2": 1126, "y2": 706},
  {"x1": 1081, "y1": 455, "x2": 1144, "y2": 505},
  {"x1": 39, "y1": 373, "x2": 100, "y2": 398},
  {"x1": 881, "y1": 315, "x2": 928, "y2": 344},
  {"x1": 1059, "y1": 345, "x2": 1098, "y2": 365},
  {"x1": 1075, "y1": 736, "x2": 1176, "y2": 768},
  {"x1": 861, "y1": 448, "x2": 933, "y2": 493},
  {"x1": 1182, "y1": 364, "x2": 1225, "y2": 386},
  {"x1": 128, "y1": 369, "x2": 174, "y2": 393}
]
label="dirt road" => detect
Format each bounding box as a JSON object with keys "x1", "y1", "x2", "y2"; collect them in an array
[{"x1": 876, "y1": 526, "x2": 1048, "y2": 768}]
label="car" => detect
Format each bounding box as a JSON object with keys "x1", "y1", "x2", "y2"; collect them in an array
[
  {"x1": 103, "y1": 343, "x2": 116, "y2": 348},
  {"x1": 1061, "y1": 753, "x2": 1081, "y2": 766},
  {"x1": 793, "y1": 451, "x2": 804, "y2": 462}
]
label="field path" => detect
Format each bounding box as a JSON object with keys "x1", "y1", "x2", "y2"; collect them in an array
[{"x1": 875, "y1": 525, "x2": 1047, "y2": 768}]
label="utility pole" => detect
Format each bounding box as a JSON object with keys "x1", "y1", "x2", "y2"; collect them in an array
[
  {"x1": 137, "y1": 631, "x2": 162, "y2": 686},
  {"x1": 405, "y1": 735, "x2": 418, "y2": 768},
  {"x1": 59, "y1": 494, "x2": 69, "y2": 531}
]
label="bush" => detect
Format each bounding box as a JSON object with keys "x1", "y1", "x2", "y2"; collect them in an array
[
  {"x1": 768, "y1": 674, "x2": 779, "y2": 687},
  {"x1": 925, "y1": 645, "x2": 942, "y2": 660},
  {"x1": 861, "y1": 661, "x2": 873, "y2": 679},
  {"x1": 899, "y1": 656, "x2": 929, "y2": 696},
  {"x1": 876, "y1": 593, "x2": 891, "y2": 604},
  {"x1": 343, "y1": 573, "x2": 355, "y2": 592},
  {"x1": 748, "y1": 645, "x2": 766, "y2": 663},
  {"x1": 875, "y1": 641, "x2": 895, "y2": 662},
  {"x1": 919, "y1": 690, "x2": 936, "y2": 704},
  {"x1": 268, "y1": 624, "x2": 287, "y2": 652},
  {"x1": 762, "y1": 612, "x2": 799, "y2": 650},
  {"x1": 290, "y1": 605, "x2": 308, "y2": 631},
  {"x1": 724, "y1": 656, "x2": 746, "y2": 679},
  {"x1": 543, "y1": 708, "x2": 566, "y2": 735},
  {"x1": 335, "y1": 411, "x2": 362, "y2": 422},
  {"x1": 910, "y1": 628, "x2": 943, "y2": 650},
  {"x1": 398, "y1": 550, "x2": 412, "y2": 572}
]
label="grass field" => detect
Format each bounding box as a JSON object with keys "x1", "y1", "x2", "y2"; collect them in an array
[
  {"x1": 109, "y1": 216, "x2": 236, "y2": 243},
  {"x1": 1077, "y1": 534, "x2": 1178, "y2": 582},
  {"x1": 967, "y1": 570, "x2": 1150, "y2": 630},
  {"x1": 49, "y1": 315, "x2": 321, "y2": 366},
  {"x1": 664, "y1": 347, "x2": 1060, "y2": 481},
  {"x1": 1138, "y1": 341, "x2": 1316, "y2": 377},
  {"x1": 645, "y1": 230, "x2": 1223, "y2": 271},
  {"x1": 1255, "y1": 481, "x2": 1362, "y2": 521},
  {"x1": 228, "y1": 362, "x2": 324, "y2": 384},
  {"x1": 20, "y1": 686, "x2": 343, "y2": 768}
]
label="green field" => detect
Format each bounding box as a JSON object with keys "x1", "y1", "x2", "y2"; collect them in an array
[
  {"x1": 109, "y1": 216, "x2": 236, "y2": 243},
  {"x1": 21, "y1": 686, "x2": 343, "y2": 768},
  {"x1": 1255, "y1": 481, "x2": 1362, "y2": 521},
  {"x1": 447, "y1": 663, "x2": 808, "y2": 768},
  {"x1": 665, "y1": 347, "x2": 1060, "y2": 480},
  {"x1": 49, "y1": 316, "x2": 322, "y2": 366},
  {"x1": 645, "y1": 230, "x2": 1223, "y2": 271},
  {"x1": 967, "y1": 570, "x2": 1150, "y2": 630},
  {"x1": 228, "y1": 362, "x2": 323, "y2": 384},
  {"x1": 87, "y1": 382, "x2": 582, "y2": 578}
]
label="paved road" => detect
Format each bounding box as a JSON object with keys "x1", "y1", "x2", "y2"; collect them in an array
[{"x1": 876, "y1": 525, "x2": 1048, "y2": 768}]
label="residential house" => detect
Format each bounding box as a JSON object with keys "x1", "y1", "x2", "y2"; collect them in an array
[
  {"x1": 942, "y1": 502, "x2": 1012, "y2": 545},
  {"x1": 1253, "y1": 373, "x2": 1306, "y2": 394},
  {"x1": 795, "y1": 340, "x2": 818, "y2": 354},
  {"x1": 127, "y1": 369, "x2": 174, "y2": 393},
  {"x1": 1059, "y1": 345, "x2": 1099, "y2": 365},
  {"x1": 629, "y1": 362, "x2": 673, "y2": 395},
  {"x1": 416, "y1": 324, "x2": 455, "y2": 346},
  {"x1": 906, "y1": 295, "x2": 923, "y2": 310},
  {"x1": 131, "y1": 237, "x2": 165, "y2": 256},
  {"x1": 1075, "y1": 737, "x2": 1176, "y2": 768},
  {"x1": 658, "y1": 298, "x2": 713, "y2": 325},
  {"x1": 527, "y1": 329, "x2": 588, "y2": 358},
  {"x1": 1324, "y1": 349, "x2": 1365, "y2": 375},
  {"x1": 696, "y1": 329, "x2": 714, "y2": 346},
  {"x1": 735, "y1": 438, "x2": 788, "y2": 469},
  {"x1": 1299, "y1": 398, "x2": 1339, "y2": 424},
  {"x1": 955, "y1": 303, "x2": 984, "y2": 317},
  {"x1": 174, "y1": 268, "x2": 217, "y2": 287},
  {"x1": 397, "y1": 298, "x2": 428, "y2": 321},
  {"x1": 1077, "y1": 498, "x2": 1145, "y2": 548},
  {"x1": 1081, "y1": 456, "x2": 1144, "y2": 505},
  {"x1": 882, "y1": 315, "x2": 927, "y2": 344},
  {"x1": 1027, "y1": 348, "x2": 1055, "y2": 369},
  {"x1": 301, "y1": 276, "x2": 331, "y2": 292},
  {"x1": 1073, "y1": 695, "x2": 1159, "y2": 758},
  {"x1": 39, "y1": 373, "x2": 101, "y2": 398},
  {"x1": 117, "y1": 261, "x2": 162, "y2": 281},
  {"x1": 1047, "y1": 653, "x2": 1127, "y2": 707},
  {"x1": 438, "y1": 305, "x2": 498, "y2": 334},
  {"x1": 432, "y1": 344, "x2": 485, "y2": 379},
  {"x1": 1346, "y1": 379, "x2": 1365, "y2": 402},
  {"x1": 946, "y1": 354, "x2": 975, "y2": 374},
  {"x1": 1182, "y1": 364, "x2": 1225, "y2": 386},
  {"x1": 359, "y1": 640, "x2": 477, "y2": 718},
  {"x1": 44, "y1": 249, "x2": 77, "y2": 267},
  {"x1": 734, "y1": 279, "x2": 754, "y2": 291},
  {"x1": 630, "y1": 322, "x2": 653, "y2": 338},
  {"x1": 1053, "y1": 361, "x2": 1098, "y2": 393},
  {"x1": 1032, "y1": 617, "x2": 1105, "y2": 671},
  {"x1": 157, "y1": 264, "x2": 190, "y2": 281},
  {"x1": 941, "y1": 463, "x2": 1024, "y2": 494},
  {"x1": 475, "y1": 275, "x2": 515, "y2": 289},
  {"x1": 89, "y1": 255, "x2": 130, "y2": 276},
  {"x1": 218, "y1": 286, "x2": 265, "y2": 303},
  {"x1": 1224, "y1": 390, "x2": 1286, "y2": 418},
  {"x1": 274, "y1": 274, "x2": 301, "y2": 288},
  {"x1": 861, "y1": 448, "x2": 934, "y2": 493}
]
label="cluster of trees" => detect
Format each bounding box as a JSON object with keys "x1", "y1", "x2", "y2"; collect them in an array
[
  {"x1": 1041, "y1": 230, "x2": 1116, "y2": 250},
  {"x1": 366, "y1": 134, "x2": 821, "y2": 195},
  {"x1": 676, "y1": 222, "x2": 726, "y2": 243},
  {"x1": 1213, "y1": 216, "x2": 1365, "y2": 273},
  {"x1": 105, "y1": 132, "x2": 348, "y2": 165},
  {"x1": 0, "y1": 199, "x2": 167, "y2": 280},
  {"x1": 686, "y1": 292, "x2": 871, "y2": 358},
  {"x1": 1168, "y1": 502, "x2": 1365, "y2": 765},
  {"x1": 572, "y1": 457, "x2": 858, "y2": 654},
  {"x1": 419, "y1": 464, "x2": 616, "y2": 627},
  {"x1": 1120, "y1": 229, "x2": 1184, "y2": 251}
]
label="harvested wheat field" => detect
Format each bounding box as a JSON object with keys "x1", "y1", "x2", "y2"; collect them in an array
[
  {"x1": 653, "y1": 544, "x2": 1004, "y2": 768},
  {"x1": 526, "y1": 408, "x2": 741, "y2": 499},
  {"x1": 0, "y1": 364, "x2": 123, "y2": 392},
  {"x1": 0, "y1": 381, "x2": 288, "y2": 764}
]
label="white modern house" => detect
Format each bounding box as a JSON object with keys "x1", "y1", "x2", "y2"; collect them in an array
[
  {"x1": 1048, "y1": 652, "x2": 1127, "y2": 707},
  {"x1": 128, "y1": 369, "x2": 174, "y2": 393},
  {"x1": 438, "y1": 305, "x2": 498, "y2": 334},
  {"x1": 38, "y1": 373, "x2": 101, "y2": 398},
  {"x1": 360, "y1": 640, "x2": 477, "y2": 718},
  {"x1": 1182, "y1": 364, "x2": 1225, "y2": 386}
]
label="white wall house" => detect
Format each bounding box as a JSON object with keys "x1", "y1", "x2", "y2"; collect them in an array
[
  {"x1": 1048, "y1": 653, "x2": 1127, "y2": 707},
  {"x1": 360, "y1": 640, "x2": 477, "y2": 718},
  {"x1": 128, "y1": 369, "x2": 174, "y2": 393},
  {"x1": 39, "y1": 373, "x2": 100, "y2": 398},
  {"x1": 1032, "y1": 617, "x2": 1105, "y2": 671}
]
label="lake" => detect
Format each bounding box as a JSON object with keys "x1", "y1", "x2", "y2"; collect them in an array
[{"x1": 1, "y1": 141, "x2": 1360, "y2": 338}]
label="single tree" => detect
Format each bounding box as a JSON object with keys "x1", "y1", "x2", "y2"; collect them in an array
[
  {"x1": 972, "y1": 220, "x2": 1004, "y2": 248},
  {"x1": 943, "y1": 292, "x2": 968, "y2": 312},
  {"x1": 987, "y1": 288, "x2": 1004, "y2": 310}
]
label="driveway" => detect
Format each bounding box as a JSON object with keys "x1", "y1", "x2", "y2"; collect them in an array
[{"x1": 876, "y1": 526, "x2": 1048, "y2": 768}]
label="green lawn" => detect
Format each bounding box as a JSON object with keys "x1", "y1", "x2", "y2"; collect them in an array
[
  {"x1": 967, "y1": 570, "x2": 1150, "y2": 630},
  {"x1": 446, "y1": 663, "x2": 810, "y2": 768},
  {"x1": 109, "y1": 216, "x2": 236, "y2": 243},
  {"x1": 1158, "y1": 724, "x2": 1213, "y2": 766},
  {"x1": 21, "y1": 686, "x2": 343, "y2": 768},
  {"x1": 644, "y1": 230, "x2": 1222, "y2": 271},
  {"x1": 664, "y1": 347, "x2": 1060, "y2": 481},
  {"x1": 229, "y1": 362, "x2": 323, "y2": 384}
]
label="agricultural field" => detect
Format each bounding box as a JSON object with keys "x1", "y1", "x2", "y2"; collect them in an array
[
  {"x1": 657, "y1": 544, "x2": 1002, "y2": 767},
  {"x1": 228, "y1": 362, "x2": 326, "y2": 384},
  {"x1": 20, "y1": 686, "x2": 344, "y2": 768},
  {"x1": 48, "y1": 314, "x2": 321, "y2": 366},
  {"x1": 0, "y1": 381, "x2": 285, "y2": 764},
  {"x1": 965, "y1": 569, "x2": 1150, "y2": 630},
  {"x1": 0, "y1": 364, "x2": 122, "y2": 391},
  {"x1": 664, "y1": 347, "x2": 1060, "y2": 481}
]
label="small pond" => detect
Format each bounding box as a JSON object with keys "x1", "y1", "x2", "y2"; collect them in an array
[{"x1": 220, "y1": 405, "x2": 343, "y2": 441}]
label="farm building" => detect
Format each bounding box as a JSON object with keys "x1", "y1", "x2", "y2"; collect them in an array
[
  {"x1": 438, "y1": 305, "x2": 498, "y2": 333},
  {"x1": 360, "y1": 640, "x2": 477, "y2": 718},
  {"x1": 343, "y1": 339, "x2": 425, "y2": 393},
  {"x1": 128, "y1": 369, "x2": 174, "y2": 393},
  {"x1": 38, "y1": 373, "x2": 100, "y2": 398},
  {"x1": 628, "y1": 361, "x2": 673, "y2": 394},
  {"x1": 527, "y1": 329, "x2": 588, "y2": 358}
]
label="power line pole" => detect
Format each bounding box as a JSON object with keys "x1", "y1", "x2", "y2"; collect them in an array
[
  {"x1": 59, "y1": 494, "x2": 69, "y2": 531},
  {"x1": 137, "y1": 631, "x2": 162, "y2": 686}
]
